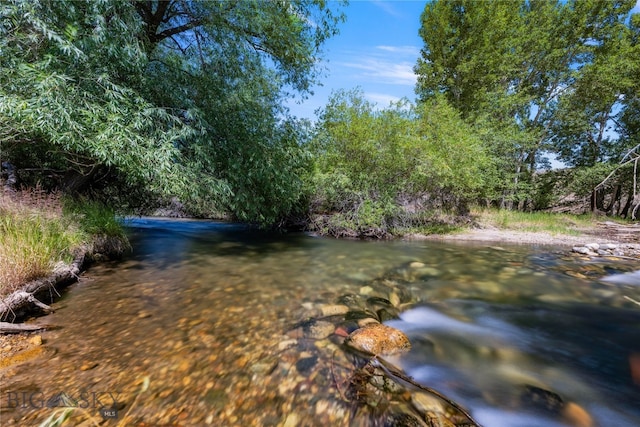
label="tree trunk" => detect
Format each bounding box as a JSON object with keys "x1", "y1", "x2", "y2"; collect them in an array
[
  {"x1": 620, "y1": 190, "x2": 634, "y2": 218},
  {"x1": 604, "y1": 184, "x2": 621, "y2": 214},
  {"x1": 591, "y1": 188, "x2": 605, "y2": 212},
  {"x1": 1, "y1": 161, "x2": 17, "y2": 192}
]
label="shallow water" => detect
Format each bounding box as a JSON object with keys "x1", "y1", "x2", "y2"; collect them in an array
[{"x1": 2, "y1": 218, "x2": 640, "y2": 426}]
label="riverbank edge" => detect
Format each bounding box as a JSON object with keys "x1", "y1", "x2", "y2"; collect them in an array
[
  {"x1": 0, "y1": 235, "x2": 129, "y2": 329},
  {"x1": 3, "y1": 217, "x2": 637, "y2": 328},
  {"x1": 403, "y1": 226, "x2": 639, "y2": 246}
]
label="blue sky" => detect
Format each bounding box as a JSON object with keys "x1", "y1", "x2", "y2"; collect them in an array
[
  {"x1": 291, "y1": 0, "x2": 640, "y2": 121},
  {"x1": 290, "y1": 0, "x2": 428, "y2": 120}
]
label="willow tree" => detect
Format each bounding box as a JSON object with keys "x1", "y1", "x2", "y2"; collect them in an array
[
  {"x1": 0, "y1": 0, "x2": 345, "y2": 223},
  {"x1": 0, "y1": 0, "x2": 191, "y2": 196},
  {"x1": 132, "y1": 1, "x2": 345, "y2": 222}
]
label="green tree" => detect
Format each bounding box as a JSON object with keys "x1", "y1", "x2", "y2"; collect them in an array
[
  {"x1": 310, "y1": 89, "x2": 412, "y2": 219},
  {"x1": 413, "y1": 95, "x2": 488, "y2": 201},
  {"x1": 309, "y1": 89, "x2": 488, "y2": 236},
  {"x1": 0, "y1": 0, "x2": 346, "y2": 224},
  {"x1": 551, "y1": 3, "x2": 640, "y2": 167},
  {"x1": 415, "y1": 0, "x2": 639, "y2": 210},
  {"x1": 0, "y1": 0, "x2": 192, "y2": 196},
  {"x1": 131, "y1": 0, "x2": 346, "y2": 222}
]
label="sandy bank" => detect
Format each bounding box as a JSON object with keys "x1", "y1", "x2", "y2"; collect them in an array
[{"x1": 405, "y1": 222, "x2": 640, "y2": 248}]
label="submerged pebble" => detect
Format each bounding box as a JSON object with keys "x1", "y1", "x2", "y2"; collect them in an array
[
  {"x1": 4, "y1": 222, "x2": 638, "y2": 427},
  {"x1": 344, "y1": 323, "x2": 411, "y2": 356},
  {"x1": 319, "y1": 304, "x2": 350, "y2": 316}
]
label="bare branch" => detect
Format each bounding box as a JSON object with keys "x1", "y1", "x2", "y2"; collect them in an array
[
  {"x1": 595, "y1": 156, "x2": 639, "y2": 190},
  {"x1": 151, "y1": 20, "x2": 202, "y2": 44}
]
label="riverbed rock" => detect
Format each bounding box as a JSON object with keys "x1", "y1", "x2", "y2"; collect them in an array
[
  {"x1": 585, "y1": 243, "x2": 600, "y2": 251},
  {"x1": 250, "y1": 357, "x2": 279, "y2": 375},
  {"x1": 377, "y1": 308, "x2": 399, "y2": 322},
  {"x1": 367, "y1": 296, "x2": 393, "y2": 309},
  {"x1": 344, "y1": 323, "x2": 411, "y2": 356},
  {"x1": 389, "y1": 292, "x2": 400, "y2": 307},
  {"x1": 79, "y1": 361, "x2": 98, "y2": 371},
  {"x1": 384, "y1": 412, "x2": 425, "y2": 427},
  {"x1": 319, "y1": 304, "x2": 350, "y2": 316},
  {"x1": 520, "y1": 384, "x2": 564, "y2": 413},
  {"x1": 303, "y1": 320, "x2": 335, "y2": 339},
  {"x1": 572, "y1": 246, "x2": 593, "y2": 255},
  {"x1": 411, "y1": 392, "x2": 445, "y2": 414},
  {"x1": 360, "y1": 286, "x2": 375, "y2": 296},
  {"x1": 29, "y1": 335, "x2": 42, "y2": 346},
  {"x1": 295, "y1": 355, "x2": 318, "y2": 375},
  {"x1": 571, "y1": 242, "x2": 639, "y2": 259},
  {"x1": 357, "y1": 317, "x2": 379, "y2": 328},
  {"x1": 563, "y1": 402, "x2": 594, "y2": 427}
]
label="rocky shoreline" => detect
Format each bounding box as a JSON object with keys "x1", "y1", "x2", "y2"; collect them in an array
[
  {"x1": 571, "y1": 242, "x2": 640, "y2": 259},
  {"x1": 408, "y1": 222, "x2": 640, "y2": 261},
  {"x1": 409, "y1": 222, "x2": 639, "y2": 246}
]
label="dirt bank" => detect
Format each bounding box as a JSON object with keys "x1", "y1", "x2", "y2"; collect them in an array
[{"x1": 406, "y1": 221, "x2": 640, "y2": 247}]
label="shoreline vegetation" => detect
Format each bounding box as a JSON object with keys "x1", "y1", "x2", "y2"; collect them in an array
[
  {"x1": 405, "y1": 208, "x2": 640, "y2": 247},
  {"x1": 2, "y1": 186, "x2": 638, "y2": 329},
  {"x1": 1, "y1": 191, "x2": 638, "y2": 427},
  {"x1": 0, "y1": 188, "x2": 129, "y2": 324}
]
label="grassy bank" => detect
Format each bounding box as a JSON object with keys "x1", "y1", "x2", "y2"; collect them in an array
[
  {"x1": 0, "y1": 189, "x2": 127, "y2": 298},
  {"x1": 470, "y1": 208, "x2": 608, "y2": 235},
  {"x1": 307, "y1": 203, "x2": 622, "y2": 240}
]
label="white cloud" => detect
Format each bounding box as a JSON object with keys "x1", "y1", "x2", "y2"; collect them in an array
[
  {"x1": 365, "y1": 92, "x2": 402, "y2": 107},
  {"x1": 633, "y1": 0, "x2": 640, "y2": 13},
  {"x1": 376, "y1": 45, "x2": 421, "y2": 56},
  {"x1": 371, "y1": 0, "x2": 402, "y2": 18},
  {"x1": 338, "y1": 55, "x2": 417, "y2": 86},
  {"x1": 332, "y1": 43, "x2": 421, "y2": 86}
]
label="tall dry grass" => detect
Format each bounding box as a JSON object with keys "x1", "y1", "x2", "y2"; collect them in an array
[
  {"x1": 470, "y1": 207, "x2": 601, "y2": 235},
  {"x1": 0, "y1": 188, "x2": 83, "y2": 297}
]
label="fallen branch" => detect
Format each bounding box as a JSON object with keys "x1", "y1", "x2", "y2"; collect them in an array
[
  {"x1": 0, "y1": 250, "x2": 87, "y2": 323},
  {"x1": 372, "y1": 355, "x2": 484, "y2": 427},
  {"x1": 0, "y1": 321, "x2": 46, "y2": 333},
  {"x1": 624, "y1": 295, "x2": 640, "y2": 307},
  {"x1": 3, "y1": 291, "x2": 55, "y2": 313}
]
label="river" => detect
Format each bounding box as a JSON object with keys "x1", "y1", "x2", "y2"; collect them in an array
[{"x1": 2, "y1": 218, "x2": 640, "y2": 426}]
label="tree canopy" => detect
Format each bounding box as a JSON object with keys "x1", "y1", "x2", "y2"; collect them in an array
[
  {"x1": 0, "y1": 0, "x2": 345, "y2": 223},
  {"x1": 308, "y1": 89, "x2": 489, "y2": 236},
  {"x1": 415, "y1": 0, "x2": 640, "y2": 213},
  {"x1": 4, "y1": 0, "x2": 640, "y2": 230}
]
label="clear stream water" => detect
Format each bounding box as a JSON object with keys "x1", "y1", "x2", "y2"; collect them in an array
[{"x1": 2, "y1": 218, "x2": 640, "y2": 426}]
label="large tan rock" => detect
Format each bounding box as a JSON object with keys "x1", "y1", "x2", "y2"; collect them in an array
[
  {"x1": 563, "y1": 402, "x2": 593, "y2": 427},
  {"x1": 344, "y1": 323, "x2": 411, "y2": 356}
]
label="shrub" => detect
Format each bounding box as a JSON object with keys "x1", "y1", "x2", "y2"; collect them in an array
[{"x1": 308, "y1": 89, "x2": 488, "y2": 237}]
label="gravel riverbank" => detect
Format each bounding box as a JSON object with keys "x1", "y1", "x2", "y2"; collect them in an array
[{"x1": 406, "y1": 221, "x2": 640, "y2": 257}]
